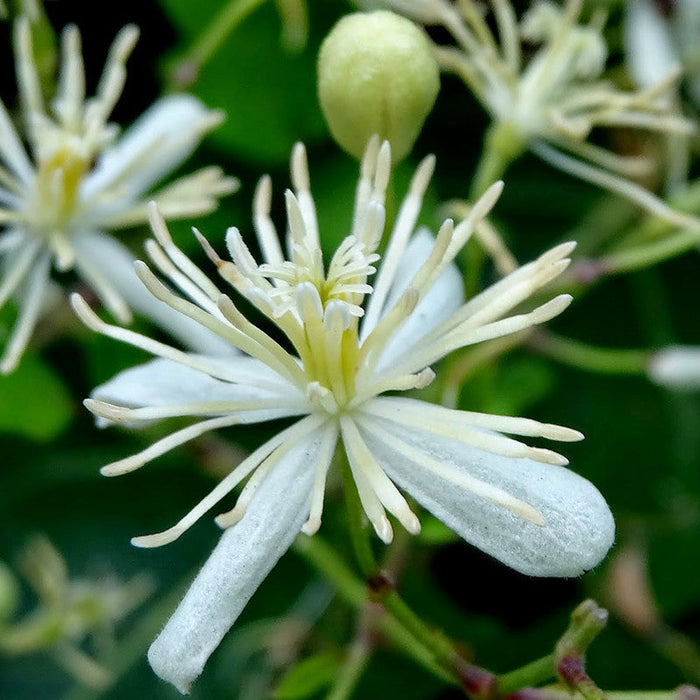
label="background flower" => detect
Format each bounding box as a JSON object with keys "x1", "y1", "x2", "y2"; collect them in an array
[{"x1": 0, "y1": 17, "x2": 237, "y2": 373}]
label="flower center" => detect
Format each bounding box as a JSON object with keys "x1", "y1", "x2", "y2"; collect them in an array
[
  {"x1": 256, "y1": 234, "x2": 379, "y2": 413},
  {"x1": 29, "y1": 142, "x2": 90, "y2": 234}
]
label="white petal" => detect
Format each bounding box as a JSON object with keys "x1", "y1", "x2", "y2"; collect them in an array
[
  {"x1": 93, "y1": 356, "x2": 299, "y2": 410},
  {"x1": 82, "y1": 95, "x2": 220, "y2": 200},
  {"x1": 72, "y1": 230, "x2": 234, "y2": 356},
  {"x1": 374, "y1": 228, "x2": 464, "y2": 371},
  {"x1": 625, "y1": 0, "x2": 677, "y2": 90},
  {"x1": 147, "y1": 428, "x2": 322, "y2": 693},
  {"x1": 358, "y1": 415, "x2": 614, "y2": 577}
]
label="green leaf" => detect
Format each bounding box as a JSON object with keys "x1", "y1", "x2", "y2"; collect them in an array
[
  {"x1": 0, "y1": 354, "x2": 74, "y2": 441},
  {"x1": 158, "y1": 0, "x2": 346, "y2": 166},
  {"x1": 274, "y1": 651, "x2": 340, "y2": 699}
]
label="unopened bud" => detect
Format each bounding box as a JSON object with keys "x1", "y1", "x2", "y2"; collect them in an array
[
  {"x1": 648, "y1": 346, "x2": 700, "y2": 391},
  {"x1": 318, "y1": 11, "x2": 439, "y2": 162}
]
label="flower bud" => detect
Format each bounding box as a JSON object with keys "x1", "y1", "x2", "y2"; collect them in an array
[
  {"x1": 648, "y1": 345, "x2": 700, "y2": 391},
  {"x1": 318, "y1": 11, "x2": 439, "y2": 162}
]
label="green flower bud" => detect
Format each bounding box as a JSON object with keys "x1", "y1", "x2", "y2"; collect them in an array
[{"x1": 318, "y1": 11, "x2": 439, "y2": 162}]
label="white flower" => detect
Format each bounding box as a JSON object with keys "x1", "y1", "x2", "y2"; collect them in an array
[
  {"x1": 74, "y1": 139, "x2": 614, "y2": 693},
  {"x1": 2, "y1": 535, "x2": 152, "y2": 688},
  {"x1": 374, "y1": 0, "x2": 696, "y2": 226},
  {"x1": 0, "y1": 19, "x2": 238, "y2": 372}
]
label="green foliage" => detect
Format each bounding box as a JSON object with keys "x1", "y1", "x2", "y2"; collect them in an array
[
  {"x1": 274, "y1": 651, "x2": 340, "y2": 699},
  {"x1": 158, "y1": 0, "x2": 345, "y2": 165},
  {"x1": 0, "y1": 354, "x2": 74, "y2": 441}
]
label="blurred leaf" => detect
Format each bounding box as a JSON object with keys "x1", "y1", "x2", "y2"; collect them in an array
[
  {"x1": 460, "y1": 355, "x2": 556, "y2": 417},
  {"x1": 649, "y1": 527, "x2": 700, "y2": 620},
  {"x1": 273, "y1": 651, "x2": 339, "y2": 699},
  {"x1": 0, "y1": 355, "x2": 74, "y2": 441},
  {"x1": 158, "y1": 0, "x2": 345, "y2": 165}
]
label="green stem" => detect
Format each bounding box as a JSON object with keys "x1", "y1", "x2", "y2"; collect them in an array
[
  {"x1": 509, "y1": 690, "x2": 692, "y2": 700},
  {"x1": 293, "y1": 536, "x2": 453, "y2": 685},
  {"x1": 324, "y1": 634, "x2": 372, "y2": 700},
  {"x1": 469, "y1": 122, "x2": 524, "y2": 201},
  {"x1": 381, "y1": 592, "x2": 457, "y2": 665},
  {"x1": 166, "y1": 0, "x2": 267, "y2": 89},
  {"x1": 463, "y1": 121, "x2": 524, "y2": 299},
  {"x1": 530, "y1": 331, "x2": 650, "y2": 376},
  {"x1": 497, "y1": 655, "x2": 555, "y2": 695},
  {"x1": 600, "y1": 227, "x2": 700, "y2": 277}
]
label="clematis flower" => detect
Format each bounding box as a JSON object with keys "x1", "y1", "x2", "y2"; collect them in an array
[
  {"x1": 0, "y1": 18, "x2": 238, "y2": 372},
  {"x1": 0, "y1": 536, "x2": 152, "y2": 689},
  {"x1": 74, "y1": 139, "x2": 614, "y2": 693},
  {"x1": 359, "y1": 0, "x2": 696, "y2": 226}
]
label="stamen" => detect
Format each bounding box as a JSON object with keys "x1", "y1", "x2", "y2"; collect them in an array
[
  {"x1": 147, "y1": 204, "x2": 223, "y2": 303},
  {"x1": 306, "y1": 381, "x2": 338, "y2": 414},
  {"x1": 14, "y1": 18, "x2": 44, "y2": 125},
  {"x1": 101, "y1": 415, "x2": 244, "y2": 477},
  {"x1": 365, "y1": 396, "x2": 584, "y2": 442},
  {"x1": 342, "y1": 421, "x2": 394, "y2": 544},
  {"x1": 0, "y1": 98, "x2": 32, "y2": 184},
  {"x1": 84, "y1": 397, "x2": 306, "y2": 423},
  {"x1": 73, "y1": 251, "x2": 132, "y2": 324},
  {"x1": 301, "y1": 422, "x2": 339, "y2": 535},
  {"x1": 531, "y1": 140, "x2": 700, "y2": 229},
  {"x1": 351, "y1": 134, "x2": 381, "y2": 238},
  {"x1": 291, "y1": 142, "x2": 319, "y2": 247},
  {"x1": 0, "y1": 238, "x2": 41, "y2": 309},
  {"x1": 350, "y1": 367, "x2": 435, "y2": 407},
  {"x1": 0, "y1": 251, "x2": 50, "y2": 374},
  {"x1": 358, "y1": 417, "x2": 545, "y2": 526},
  {"x1": 54, "y1": 25, "x2": 85, "y2": 130},
  {"x1": 130, "y1": 415, "x2": 324, "y2": 547},
  {"x1": 84, "y1": 25, "x2": 139, "y2": 143},
  {"x1": 387, "y1": 294, "x2": 573, "y2": 377},
  {"x1": 363, "y1": 153, "x2": 434, "y2": 329},
  {"x1": 341, "y1": 416, "x2": 421, "y2": 535},
  {"x1": 364, "y1": 403, "x2": 570, "y2": 466},
  {"x1": 70, "y1": 293, "x2": 259, "y2": 384},
  {"x1": 253, "y1": 175, "x2": 284, "y2": 268},
  {"x1": 144, "y1": 239, "x2": 223, "y2": 319}
]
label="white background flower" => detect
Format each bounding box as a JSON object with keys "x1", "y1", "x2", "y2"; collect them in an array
[{"x1": 0, "y1": 18, "x2": 237, "y2": 372}]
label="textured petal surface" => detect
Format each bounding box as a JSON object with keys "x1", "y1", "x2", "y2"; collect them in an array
[
  {"x1": 375, "y1": 228, "x2": 464, "y2": 371},
  {"x1": 83, "y1": 94, "x2": 216, "y2": 200},
  {"x1": 147, "y1": 428, "x2": 321, "y2": 693},
  {"x1": 359, "y1": 411, "x2": 614, "y2": 577},
  {"x1": 72, "y1": 230, "x2": 234, "y2": 356},
  {"x1": 93, "y1": 356, "x2": 299, "y2": 409}
]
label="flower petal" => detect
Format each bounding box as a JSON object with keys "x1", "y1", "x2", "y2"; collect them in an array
[
  {"x1": 72, "y1": 230, "x2": 234, "y2": 356},
  {"x1": 375, "y1": 228, "x2": 463, "y2": 371},
  {"x1": 147, "y1": 428, "x2": 322, "y2": 693},
  {"x1": 358, "y1": 413, "x2": 614, "y2": 577},
  {"x1": 93, "y1": 356, "x2": 299, "y2": 410},
  {"x1": 625, "y1": 0, "x2": 677, "y2": 90},
  {"x1": 82, "y1": 94, "x2": 220, "y2": 200}
]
